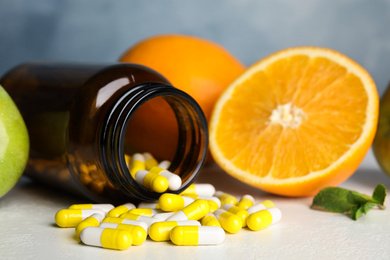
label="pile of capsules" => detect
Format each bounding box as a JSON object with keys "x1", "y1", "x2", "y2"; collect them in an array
[{"x1": 55, "y1": 183, "x2": 282, "y2": 250}]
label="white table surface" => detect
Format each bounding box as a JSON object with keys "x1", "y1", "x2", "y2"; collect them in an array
[{"x1": 1, "y1": 149, "x2": 390, "y2": 260}]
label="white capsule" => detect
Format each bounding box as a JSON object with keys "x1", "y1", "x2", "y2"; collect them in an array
[
  {"x1": 101, "y1": 217, "x2": 148, "y2": 232},
  {"x1": 247, "y1": 200, "x2": 275, "y2": 214},
  {"x1": 152, "y1": 212, "x2": 176, "y2": 221}
]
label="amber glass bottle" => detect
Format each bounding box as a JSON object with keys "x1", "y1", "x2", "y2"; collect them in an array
[{"x1": 0, "y1": 62, "x2": 208, "y2": 203}]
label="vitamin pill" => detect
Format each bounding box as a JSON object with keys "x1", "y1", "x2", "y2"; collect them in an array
[
  {"x1": 201, "y1": 213, "x2": 221, "y2": 227},
  {"x1": 80, "y1": 227, "x2": 132, "y2": 250},
  {"x1": 107, "y1": 203, "x2": 136, "y2": 218},
  {"x1": 181, "y1": 183, "x2": 216, "y2": 197},
  {"x1": 138, "y1": 201, "x2": 160, "y2": 209},
  {"x1": 124, "y1": 154, "x2": 131, "y2": 168},
  {"x1": 246, "y1": 207, "x2": 282, "y2": 231},
  {"x1": 128, "y1": 208, "x2": 163, "y2": 217},
  {"x1": 236, "y1": 195, "x2": 255, "y2": 210},
  {"x1": 213, "y1": 209, "x2": 242, "y2": 234},
  {"x1": 99, "y1": 222, "x2": 147, "y2": 246},
  {"x1": 75, "y1": 213, "x2": 104, "y2": 237},
  {"x1": 185, "y1": 195, "x2": 221, "y2": 208},
  {"x1": 149, "y1": 166, "x2": 182, "y2": 191},
  {"x1": 129, "y1": 153, "x2": 145, "y2": 177},
  {"x1": 247, "y1": 200, "x2": 275, "y2": 214},
  {"x1": 206, "y1": 200, "x2": 220, "y2": 213},
  {"x1": 158, "y1": 193, "x2": 194, "y2": 211},
  {"x1": 120, "y1": 212, "x2": 160, "y2": 228},
  {"x1": 68, "y1": 203, "x2": 114, "y2": 213},
  {"x1": 135, "y1": 170, "x2": 169, "y2": 193},
  {"x1": 157, "y1": 160, "x2": 171, "y2": 170},
  {"x1": 143, "y1": 152, "x2": 159, "y2": 170},
  {"x1": 166, "y1": 199, "x2": 209, "y2": 222},
  {"x1": 170, "y1": 226, "x2": 225, "y2": 246},
  {"x1": 102, "y1": 217, "x2": 148, "y2": 232},
  {"x1": 152, "y1": 212, "x2": 176, "y2": 221},
  {"x1": 222, "y1": 203, "x2": 249, "y2": 227},
  {"x1": 55, "y1": 209, "x2": 105, "y2": 228},
  {"x1": 214, "y1": 191, "x2": 237, "y2": 205},
  {"x1": 149, "y1": 220, "x2": 201, "y2": 241}
]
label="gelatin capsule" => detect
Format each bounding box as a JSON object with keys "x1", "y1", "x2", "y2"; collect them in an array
[
  {"x1": 166, "y1": 199, "x2": 209, "y2": 222},
  {"x1": 236, "y1": 195, "x2": 255, "y2": 210},
  {"x1": 55, "y1": 209, "x2": 105, "y2": 228},
  {"x1": 152, "y1": 212, "x2": 176, "y2": 221},
  {"x1": 180, "y1": 183, "x2": 215, "y2": 197},
  {"x1": 99, "y1": 222, "x2": 147, "y2": 246},
  {"x1": 149, "y1": 166, "x2": 182, "y2": 191},
  {"x1": 69, "y1": 203, "x2": 114, "y2": 213},
  {"x1": 213, "y1": 208, "x2": 242, "y2": 234},
  {"x1": 75, "y1": 213, "x2": 104, "y2": 237},
  {"x1": 157, "y1": 160, "x2": 171, "y2": 170},
  {"x1": 214, "y1": 191, "x2": 237, "y2": 205},
  {"x1": 201, "y1": 213, "x2": 221, "y2": 227},
  {"x1": 135, "y1": 169, "x2": 169, "y2": 193},
  {"x1": 120, "y1": 212, "x2": 160, "y2": 228},
  {"x1": 158, "y1": 193, "x2": 194, "y2": 211},
  {"x1": 80, "y1": 227, "x2": 132, "y2": 250},
  {"x1": 143, "y1": 152, "x2": 159, "y2": 170},
  {"x1": 128, "y1": 208, "x2": 163, "y2": 217},
  {"x1": 101, "y1": 217, "x2": 148, "y2": 232},
  {"x1": 170, "y1": 226, "x2": 225, "y2": 246},
  {"x1": 247, "y1": 200, "x2": 275, "y2": 214},
  {"x1": 129, "y1": 153, "x2": 145, "y2": 178},
  {"x1": 185, "y1": 194, "x2": 221, "y2": 208},
  {"x1": 247, "y1": 207, "x2": 282, "y2": 231},
  {"x1": 222, "y1": 203, "x2": 249, "y2": 227},
  {"x1": 148, "y1": 220, "x2": 201, "y2": 241},
  {"x1": 107, "y1": 203, "x2": 136, "y2": 217}
]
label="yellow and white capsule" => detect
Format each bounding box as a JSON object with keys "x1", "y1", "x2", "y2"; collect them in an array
[
  {"x1": 138, "y1": 201, "x2": 160, "y2": 209},
  {"x1": 143, "y1": 152, "x2": 159, "y2": 170},
  {"x1": 120, "y1": 212, "x2": 160, "y2": 228},
  {"x1": 158, "y1": 193, "x2": 194, "y2": 211},
  {"x1": 185, "y1": 195, "x2": 221, "y2": 208},
  {"x1": 101, "y1": 217, "x2": 148, "y2": 232},
  {"x1": 68, "y1": 203, "x2": 114, "y2": 213},
  {"x1": 129, "y1": 153, "x2": 145, "y2": 177},
  {"x1": 157, "y1": 160, "x2": 171, "y2": 170},
  {"x1": 170, "y1": 226, "x2": 225, "y2": 246},
  {"x1": 247, "y1": 207, "x2": 282, "y2": 231},
  {"x1": 237, "y1": 195, "x2": 255, "y2": 210},
  {"x1": 247, "y1": 200, "x2": 275, "y2": 214},
  {"x1": 107, "y1": 203, "x2": 136, "y2": 217},
  {"x1": 55, "y1": 209, "x2": 105, "y2": 228},
  {"x1": 222, "y1": 203, "x2": 249, "y2": 227},
  {"x1": 180, "y1": 183, "x2": 215, "y2": 197},
  {"x1": 80, "y1": 227, "x2": 132, "y2": 250},
  {"x1": 135, "y1": 169, "x2": 169, "y2": 193},
  {"x1": 166, "y1": 199, "x2": 210, "y2": 222},
  {"x1": 149, "y1": 220, "x2": 201, "y2": 241},
  {"x1": 214, "y1": 191, "x2": 237, "y2": 206},
  {"x1": 149, "y1": 166, "x2": 182, "y2": 191},
  {"x1": 128, "y1": 208, "x2": 163, "y2": 217},
  {"x1": 75, "y1": 213, "x2": 104, "y2": 237},
  {"x1": 213, "y1": 209, "x2": 242, "y2": 234},
  {"x1": 201, "y1": 213, "x2": 221, "y2": 227},
  {"x1": 99, "y1": 222, "x2": 147, "y2": 246}
]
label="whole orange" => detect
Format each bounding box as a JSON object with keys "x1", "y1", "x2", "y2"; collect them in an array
[{"x1": 119, "y1": 34, "x2": 245, "y2": 161}]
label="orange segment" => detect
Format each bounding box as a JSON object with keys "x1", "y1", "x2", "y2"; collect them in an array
[{"x1": 209, "y1": 47, "x2": 379, "y2": 197}]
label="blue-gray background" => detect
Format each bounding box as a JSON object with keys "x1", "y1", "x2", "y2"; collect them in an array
[{"x1": 1, "y1": 0, "x2": 390, "y2": 96}]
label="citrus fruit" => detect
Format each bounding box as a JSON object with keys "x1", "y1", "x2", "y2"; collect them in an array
[
  {"x1": 373, "y1": 83, "x2": 390, "y2": 176},
  {"x1": 0, "y1": 85, "x2": 29, "y2": 198},
  {"x1": 119, "y1": 34, "x2": 245, "y2": 160},
  {"x1": 209, "y1": 47, "x2": 379, "y2": 197}
]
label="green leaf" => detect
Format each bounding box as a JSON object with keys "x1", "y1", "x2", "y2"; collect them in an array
[
  {"x1": 372, "y1": 184, "x2": 386, "y2": 205},
  {"x1": 311, "y1": 187, "x2": 355, "y2": 213},
  {"x1": 311, "y1": 184, "x2": 387, "y2": 220}
]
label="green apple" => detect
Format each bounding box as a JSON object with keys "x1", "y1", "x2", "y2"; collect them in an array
[{"x1": 0, "y1": 85, "x2": 29, "y2": 198}]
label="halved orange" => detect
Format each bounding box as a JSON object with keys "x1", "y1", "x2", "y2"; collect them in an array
[{"x1": 209, "y1": 47, "x2": 379, "y2": 197}]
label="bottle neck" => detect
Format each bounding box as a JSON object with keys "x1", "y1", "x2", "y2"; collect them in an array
[{"x1": 99, "y1": 82, "x2": 208, "y2": 201}]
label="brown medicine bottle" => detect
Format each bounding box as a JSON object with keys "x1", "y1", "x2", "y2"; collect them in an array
[{"x1": 0, "y1": 62, "x2": 208, "y2": 203}]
